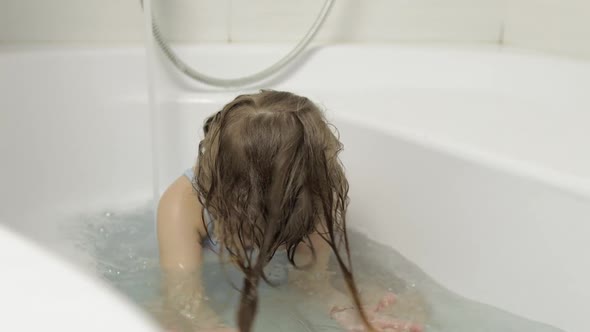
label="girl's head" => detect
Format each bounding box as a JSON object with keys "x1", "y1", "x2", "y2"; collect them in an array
[{"x1": 195, "y1": 90, "x2": 369, "y2": 331}]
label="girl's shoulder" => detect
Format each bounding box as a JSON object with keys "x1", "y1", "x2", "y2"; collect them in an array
[{"x1": 158, "y1": 174, "x2": 206, "y2": 238}]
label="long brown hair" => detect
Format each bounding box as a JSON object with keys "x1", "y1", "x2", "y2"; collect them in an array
[{"x1": 194, "y1": 90, "x2": 372, "y2": 331}]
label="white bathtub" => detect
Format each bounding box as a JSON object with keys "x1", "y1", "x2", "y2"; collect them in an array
[{"x1": 1, "y1": 44, "x2": 588, "y2": 332}]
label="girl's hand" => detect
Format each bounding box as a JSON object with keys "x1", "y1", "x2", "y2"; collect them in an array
[{"x1": 329, "y1": 292, "x2": 423, "y2": 332}]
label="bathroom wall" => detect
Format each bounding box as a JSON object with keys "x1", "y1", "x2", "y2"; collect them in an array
[
  {"x1": 0, "y1": 0, "x2": 146, "y2": 43},
  {"x1": 0, "y1": 0, "x2": 589, "y2": 58},
  {"x1": 0, "y1": 0, "x2": 505, "y2": 44},
  {"x1": 504, "y1": 0, "x2": 590, "y2": 58}
]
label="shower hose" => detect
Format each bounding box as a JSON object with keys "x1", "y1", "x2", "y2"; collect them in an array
[{"x1": 141, "y1": 0, "x2": 335, "y2": 88}]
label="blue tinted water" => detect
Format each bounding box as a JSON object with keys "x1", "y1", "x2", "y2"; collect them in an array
[{"x1": 63, "y1": 204, "x2": 564, "y2": 332}]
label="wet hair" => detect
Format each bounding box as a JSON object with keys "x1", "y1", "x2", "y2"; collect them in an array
[{"x1": 194, "y1": 90, "x2": 372, "y2": 332}]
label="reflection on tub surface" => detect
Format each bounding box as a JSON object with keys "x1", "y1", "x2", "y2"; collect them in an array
[{"x1": 64, "y1": 204, "x2": 563, "y2": 332}]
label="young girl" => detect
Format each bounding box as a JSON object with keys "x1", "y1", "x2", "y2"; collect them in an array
[{"x1": 157, "y1": 90, "x2": 422, "y2": 332}]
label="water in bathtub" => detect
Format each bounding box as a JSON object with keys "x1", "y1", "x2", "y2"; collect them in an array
[{"x1": 62, "y1": 204, "x2": 565, "y2": 332}]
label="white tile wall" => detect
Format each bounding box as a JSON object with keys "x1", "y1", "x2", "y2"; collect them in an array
[
  {"x1": 0, "y1": 0, "x2": 504, "y2": 44},
  {"x1": 152, "y1": 0, "x2": 229, "y2": 42},
  {"x1": 1, "y1": 0, "x2": 590, "y2": 59},
  {"x1": 504, "y1": 0, "x2": 590, "y2": 58},
  {"x1": 0, "y1": 0, "x2": 231, "y2": 43},
  {"x1": 231, "y1": 0, "x2": 505, "y2": 43},
  {"x1": 0, "y1": 0, "x2": 145, "y2": 43},
  {"x1": 229, "y1": 0, "x2": 322, "y2": 42}
]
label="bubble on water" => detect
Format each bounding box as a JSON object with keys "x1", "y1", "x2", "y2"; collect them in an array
[{"x1": 64, "y1": 204, "x2": 562, "y2": 332}]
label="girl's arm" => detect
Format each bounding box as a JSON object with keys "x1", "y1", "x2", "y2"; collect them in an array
[
  {"x1": 291, "y1": 229, "x2": 424, "y2": 332},
  {"x1": 157, "y1": 176, "x2": 231, "y2": 331},
  {"x1": 290, "y1": 228, "x2": 342, "y2": 302}
]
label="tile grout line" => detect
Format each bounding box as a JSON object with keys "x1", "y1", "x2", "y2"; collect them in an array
[{"x1": 227, "y1": 0, "x2": 233, "y2": 43}]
